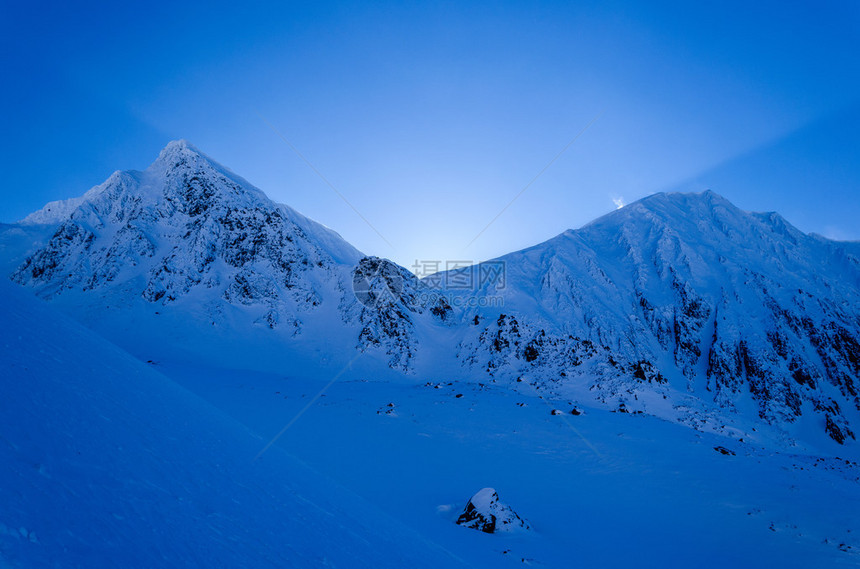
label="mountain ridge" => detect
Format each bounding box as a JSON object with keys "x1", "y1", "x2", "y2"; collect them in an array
[
  {"x1": 437, "y1": 185, "x2": 860, "y2": 445},
  {"x1": 5, "y1": 140, "x2": 859, "y2": 450}
]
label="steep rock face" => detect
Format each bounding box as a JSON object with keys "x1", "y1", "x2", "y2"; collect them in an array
[
  {"x1": 441, "y1": 192, "x2": 860, "y2": 443},
  {"x1": 13, "y1": 142, "x2": 358, "y2": 325},
  {"x1": 350, "y1": 256, "x2": 452, "y2": 371}
]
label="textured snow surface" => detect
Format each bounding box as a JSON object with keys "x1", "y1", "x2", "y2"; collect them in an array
[
  {"x1": 3, "y1": 140, "x2": 860, "y2": 566},
  {"x1": 156, "y1": 359, "x2": 860, "y2": 568},
  {"x1": 0, "y1": 279, "x2": 466, "y2": 568}
]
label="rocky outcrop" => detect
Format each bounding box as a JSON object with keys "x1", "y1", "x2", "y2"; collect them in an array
[
  {"x1": 456, "y1": 488, "x2": 529, "y2": 533},
  {"x1": 351, "y1": 256, "x2": 453, "y2": 371}
]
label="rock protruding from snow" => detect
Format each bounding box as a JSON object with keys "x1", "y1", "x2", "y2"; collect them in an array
[{"x1": 456, "y1": 488, "x2": 529, "y2": 533}]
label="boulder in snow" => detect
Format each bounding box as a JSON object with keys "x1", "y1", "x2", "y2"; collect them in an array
[{"x1": 456, "y1": 488, "x2": 529, "y2": 533}]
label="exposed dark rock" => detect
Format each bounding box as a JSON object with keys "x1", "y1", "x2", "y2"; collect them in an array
[
  {"x1": 825, "y1": 415, "x2": 856, "y2": 445},
  {"x1": 456, "y1": 488, "x2": 529, "y2": 534}
]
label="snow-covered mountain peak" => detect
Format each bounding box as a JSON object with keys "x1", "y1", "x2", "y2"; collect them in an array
[
  {"x1": 141, "y1": 139, "x2": 271, "y2": 211},
  {"x1": 20, "y1": 140, "x2": 270, "y2": 227},
  {"x1": 150, "y1": 139, "x2": 219, "y2": 173},
  {"x1": 580, "y1": 190, "x2": 742, "y2": 234},
  {"x1": 443, "y1": 190, "x2": 860, "y2": 445},
  {"x1": 158, "y1": 137, "x2": 198, "y2": 155},
  {"x1": 11, "y1": 142, "x2": 367, "y2": 336},
  {"x1": 151, "y1": 139, "x2": 220, "y2": 172},
  {"x1": 7, "y1": 148, "x2": 860, "y2": 450}
]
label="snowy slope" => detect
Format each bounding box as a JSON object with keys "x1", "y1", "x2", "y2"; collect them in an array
[
  {"x1": 0, "y1": 278, "x2": 469, "y2": 568},
  {"x1": 6, "y1": 277, "x2": 857, "y2": 569},
  {"x1": 13, "y1": 140, "x2": 361, "y2": 307},
  {"x1": 155, "y1": 358, "x2": 860, "y2": 569},
  {"x1": 5, "y1": 142, "x2": 860, "y2": 450},
  {"x1": 436, "y1": 191, "x2": 860, "y2": 446},
  {"x1": 8, "y1": 141, "x2": 445, "y2": 373},
  {"x1": 3, "y1": 141, "x2": 860, "y2": 567}
]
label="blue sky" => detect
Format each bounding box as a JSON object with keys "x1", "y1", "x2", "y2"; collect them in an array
[{"x1": 2, "y1": 0, "x2": 859, "y2": 268}]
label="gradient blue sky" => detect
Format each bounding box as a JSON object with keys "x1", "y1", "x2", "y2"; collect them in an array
[{"x1": 2, "y1": 0, "x2": 859, "y2": 268}]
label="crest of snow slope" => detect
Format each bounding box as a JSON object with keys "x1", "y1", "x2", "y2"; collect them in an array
[
  {"x1": 9, "y1": 141, "x2": 446, "y2": 373},
  {"x1": 19, "y1": 195, "x2": 90, "y2": 225},
  {"x1": 436, "y1": 191, "x2": 860, "y2": 445},
  {"x1": 0, "y1": 279, "x2": 469, "y2": 569}
]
